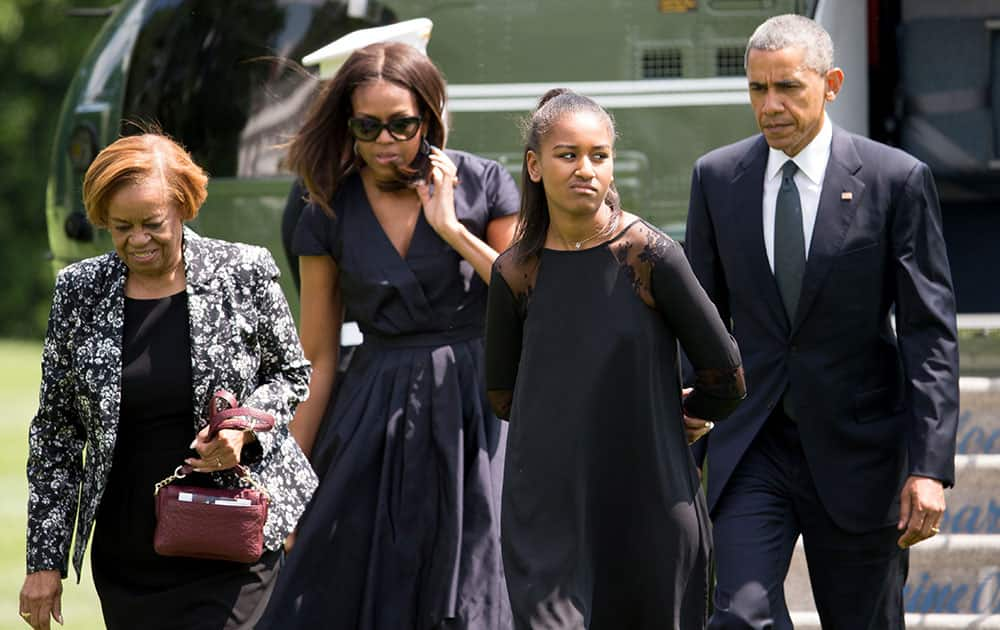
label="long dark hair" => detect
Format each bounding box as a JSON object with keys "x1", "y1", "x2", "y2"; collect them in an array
[
  {"x1": 511, "y1": 88, "x2": 622, "y2": 262},
  {"x1": 286, "y1": 42, "x2": 448, "y2": 216}
]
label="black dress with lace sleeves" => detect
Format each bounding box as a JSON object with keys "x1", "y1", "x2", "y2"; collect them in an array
[{"x1": 485, "y1": 218, "x2": 744, "y2": 630}]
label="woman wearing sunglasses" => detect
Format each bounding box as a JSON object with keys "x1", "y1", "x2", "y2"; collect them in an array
[{"x1": 259, "y1": 42, "x2": 519, "y2": 630}]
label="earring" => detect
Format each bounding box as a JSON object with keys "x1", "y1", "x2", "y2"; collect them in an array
[
  {"x1": 353, "y1": 141, "x2": 359, "y2": 156},
  {"x1": 420, "y1": 137, "x2": 431, "y2": 155}
]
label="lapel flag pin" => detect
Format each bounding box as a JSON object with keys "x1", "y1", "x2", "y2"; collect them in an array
[{"x1": 841, "y1": 191, "x2": 853, "y2": 201}]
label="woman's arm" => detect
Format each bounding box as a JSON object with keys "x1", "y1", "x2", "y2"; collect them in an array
[
  {"x1": 416, "y1": 148, "x2": 518, "y2": 283},
  {"x1": 290, "y1": 254, "x2": 343, "y2": 458},
  {"x1": 433, "y1": 214, "x2": 517, "y2": 283},
  {"x1": 21, "y1": 271, "x2": 88, "y2": 626},
  {"x1": 484, "y1": 262, "x2": 524, "y2": 419},
  {"x1": 651, "y1": 238, "x2": 746, "y2": 421},
  {"x1": 25, "y1": 272, "x2": 87, "y2": 575}
]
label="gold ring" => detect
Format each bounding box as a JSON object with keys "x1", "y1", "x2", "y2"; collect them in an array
[
  {"x1": 216, "y1": 458, "x2": 222, "y2": 468},
  {"x1": 19, "y1": 611, "x2": 30, "y2": 618},
  {"x1": 931, "y1": 526, "x2": 941, "y2": 534}
]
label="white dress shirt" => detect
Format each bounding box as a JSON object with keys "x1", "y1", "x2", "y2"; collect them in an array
[{"x1": 762, "y1": 113, "x2": 833, "y2": 272}]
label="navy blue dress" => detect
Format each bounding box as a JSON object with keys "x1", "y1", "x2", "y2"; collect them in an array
[{"x1": 261, "y1": 151, "x2": 519, "y2": 629}]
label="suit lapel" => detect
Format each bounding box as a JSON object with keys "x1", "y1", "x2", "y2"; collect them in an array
[
  {"x1": 792, "y1": 128, "x2": 865, "y2": 332},
  {"x1": 733, "y1": 137, "x2": 789, "y2": 329}
]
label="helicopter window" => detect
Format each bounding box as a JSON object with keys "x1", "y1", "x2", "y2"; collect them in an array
[
  {"x1": 641, "y1": 48, "x2": 683, "y2": 79},
  {"x1": 119, "y1": 0, "x2": 396, "y2": 178},
  {"x1": 715, "y1": 46, "x2": 744, "y2": 77}
]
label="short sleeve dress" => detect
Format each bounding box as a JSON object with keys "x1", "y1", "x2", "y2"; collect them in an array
[
  {"x1": 261, "y1": 150, "x2": 520, "y2": 630},
  {"x1": 485, "y1": 219, "x2": 746, "y2": 630}
]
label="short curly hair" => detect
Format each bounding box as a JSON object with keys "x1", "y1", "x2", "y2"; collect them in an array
[{"x1": 82, "y1": 133, "x2": 208, "y2": 228}]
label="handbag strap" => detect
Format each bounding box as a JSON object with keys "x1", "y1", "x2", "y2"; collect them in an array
[
  {"x1": 207, "y1": 389, "x2": 276, "y2": 437},
  {"x1": 152, "y1": 389, "x2": 275, "y2": 496}
]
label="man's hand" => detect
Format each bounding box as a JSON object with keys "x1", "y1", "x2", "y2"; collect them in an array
[
  {"x1": 897, "y1": 475, "x2": 945, "y2": 549},
  {"x1": 682, "y1": 387, "x2": 714, "y2": 445},
  {"x1": 284, "y1": 529, "x2": 298, "y2": 554},
  {"x1": 684, "y1": 416, "x2": 714, "y2": 445}
]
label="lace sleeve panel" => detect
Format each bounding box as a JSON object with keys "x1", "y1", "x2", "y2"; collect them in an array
[
  {"x1": 613, "y1": 221, "x2": 746, "y2": 421},
  {"x1": 494, "y1": 249, "x2": 539, "y2": 316},
  {"x1": 608, "y1": 220, "x2": 665, "y2": 309},
  {"x1": 485, "y1": 250, "x2": 538, "y2": 420}
]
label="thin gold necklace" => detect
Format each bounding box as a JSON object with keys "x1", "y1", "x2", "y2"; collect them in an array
[{"x1": 561, "y1": 213, "x2": 619, "y2": 250}]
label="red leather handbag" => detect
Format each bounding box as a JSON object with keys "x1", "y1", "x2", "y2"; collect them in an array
[{"x1": 152, "y1": 390, "x2": 275, "y2": 563}]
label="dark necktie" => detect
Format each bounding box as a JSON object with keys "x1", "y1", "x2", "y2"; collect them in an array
[
  {"x1": 774, "y1": 160, "x2": 805, "y2": 323},
  {"x1": 774, "y1": 160, "x2": 805, "y2": 421}
]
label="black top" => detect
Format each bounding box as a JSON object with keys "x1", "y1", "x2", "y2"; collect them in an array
[
  {"x1": 119, "y1": 292, "x2": 195, "y2": 443},
  {"x1": 94, "y1": 291, "x2": 200, "y2": 585},
  {"x1": 485, "y1": 219, "x2": 745, "y2": 629},
  {"x1": 91, "y1": 291, "x2": 278, "y2": 630}
]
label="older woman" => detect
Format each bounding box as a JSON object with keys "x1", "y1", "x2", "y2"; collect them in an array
[{"x1": 18, "y1": 133, "x2": 317, "y2": 630}]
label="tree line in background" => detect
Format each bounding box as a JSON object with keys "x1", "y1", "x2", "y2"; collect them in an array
[{"x1": 0, "y1": 0, "x2": 117, "y2": 338}]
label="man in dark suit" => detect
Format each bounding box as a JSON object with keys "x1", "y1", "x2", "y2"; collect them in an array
[{"x1": 684, "y1": 14, "x2": 959, "y2": 629}]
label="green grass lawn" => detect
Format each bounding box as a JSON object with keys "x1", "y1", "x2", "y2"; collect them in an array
[
  {"x1": 960, "y1": 329, "x2": 1000, "y2": 376},
  {"x1": 1, "y1": 339, "x2": 104, "y2": 630}
]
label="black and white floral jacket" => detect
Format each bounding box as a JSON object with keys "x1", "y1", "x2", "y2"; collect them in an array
[{"x1": 26, "y1": 227, "x2": 318, "y2": 579}]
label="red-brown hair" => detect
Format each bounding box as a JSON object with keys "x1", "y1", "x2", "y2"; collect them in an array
[
  {"x1": 82, "y1": 133, "x2": 208, "y2": 227},
  {"x1": 286, "y1": 42, "x2": 448, "y2": 216}
]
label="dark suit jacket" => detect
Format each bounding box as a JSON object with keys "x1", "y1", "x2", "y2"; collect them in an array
[
  {"x1": 686, "y1": 126, "x2": 959, "y2": 533},
  {"x1": 26, "y1": 228, "x2": 319, "y2": 578}
]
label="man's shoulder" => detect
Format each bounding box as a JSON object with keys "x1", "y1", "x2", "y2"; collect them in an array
[
  {"x1": 696, "y1": 129, "x2": 926, "y2": 180},
  {"x1": 836, "y1": 128, "x2": 923, "y2": 175}
]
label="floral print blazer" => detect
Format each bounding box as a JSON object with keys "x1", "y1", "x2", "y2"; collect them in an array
[{"x1": 26, "y1": 227, "x2": 318, "y2": 579}]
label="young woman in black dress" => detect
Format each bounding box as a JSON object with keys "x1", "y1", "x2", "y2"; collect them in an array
[
  {"x1": 485, "y1": 89, "x2": 747, "y2": 629},
  {"x1": 259, "y1": 43, "x2": 520, "y2": 629}
]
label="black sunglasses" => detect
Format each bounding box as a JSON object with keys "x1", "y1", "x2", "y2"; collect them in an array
[{"x1": 347, "y1": 116, "x2": 422, "y2": 142}]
